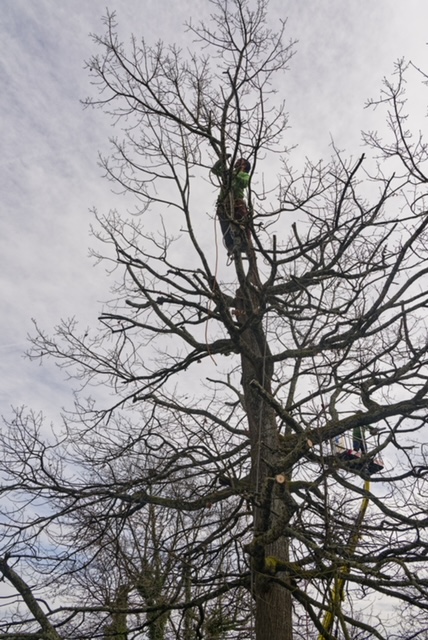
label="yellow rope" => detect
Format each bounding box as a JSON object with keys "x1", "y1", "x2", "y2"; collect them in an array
[{"x1": 318, "y1": 478, "x2": 370, "y2": 639}]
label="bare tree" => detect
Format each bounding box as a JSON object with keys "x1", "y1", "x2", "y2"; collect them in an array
[
  {"x1": 2, "y1": 1, "x2": 428, "y2": 639},
  {"x1": 392, "y1": 600, "x2": 428, "y2": 640}
]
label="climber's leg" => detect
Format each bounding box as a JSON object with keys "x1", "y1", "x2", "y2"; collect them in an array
[
  {"x1": 217, "y1": 206, "x2": 235, "y2": 254},
  {"x1": 234, "y1": 200, "x2": 251, "y2": 253}
]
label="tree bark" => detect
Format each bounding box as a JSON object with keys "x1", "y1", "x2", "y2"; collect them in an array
[
  {"x1": 236, "y1": 256, "x2": 293, "y2": 640},
  {"x1": 255, "y1": 540, "x2": 293, "y2": 640}
]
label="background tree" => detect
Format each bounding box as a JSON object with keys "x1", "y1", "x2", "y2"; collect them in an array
[{"x1": 1, "y1": 1, "x2": 428, "y2": 639}]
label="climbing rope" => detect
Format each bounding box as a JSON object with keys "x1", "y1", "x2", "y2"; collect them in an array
[
  {"x1": 249, "y1": 279, "x2": 269, "y2": 639},
  {"x1": 204, "y1": 215, "x2": 222, "y2": 366}
]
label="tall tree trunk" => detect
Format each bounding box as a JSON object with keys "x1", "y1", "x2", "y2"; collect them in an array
[
  {"x1": 254, "y1": 539, "x2": 293, "y2": 640},
  {"x1": 236, "y1": 257, "x2": 293, "y2": 640},
  {"x1": 104, "y1": 584, "x2": 129, "y2": 640}
]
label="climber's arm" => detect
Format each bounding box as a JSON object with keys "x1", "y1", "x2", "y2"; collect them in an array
[{"x1": 211, "y1": 159, "x2": 224, "y2": 177}]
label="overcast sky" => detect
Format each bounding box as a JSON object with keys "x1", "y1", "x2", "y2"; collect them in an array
[{"x1": 2, "y1": 0, "x2": 428, "y2": 425}]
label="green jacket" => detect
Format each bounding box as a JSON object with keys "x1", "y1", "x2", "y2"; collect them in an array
[
  {"x1": 353, "y1": 425, "x2": 365, "y2": 440},
  {"x1": 211, "y1": 159, "x2": 250, "y2": 202},
  {"x1": 353, "y1": 425, "x2": 378, "y2": 441}
]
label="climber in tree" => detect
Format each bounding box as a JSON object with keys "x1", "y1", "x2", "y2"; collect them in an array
[
  {"x1": 353, "y1": 425, "x2": 379, "y2": 454},
  {"x1": 211, "y1": 156, "x2": 252, "y2": 259}
]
